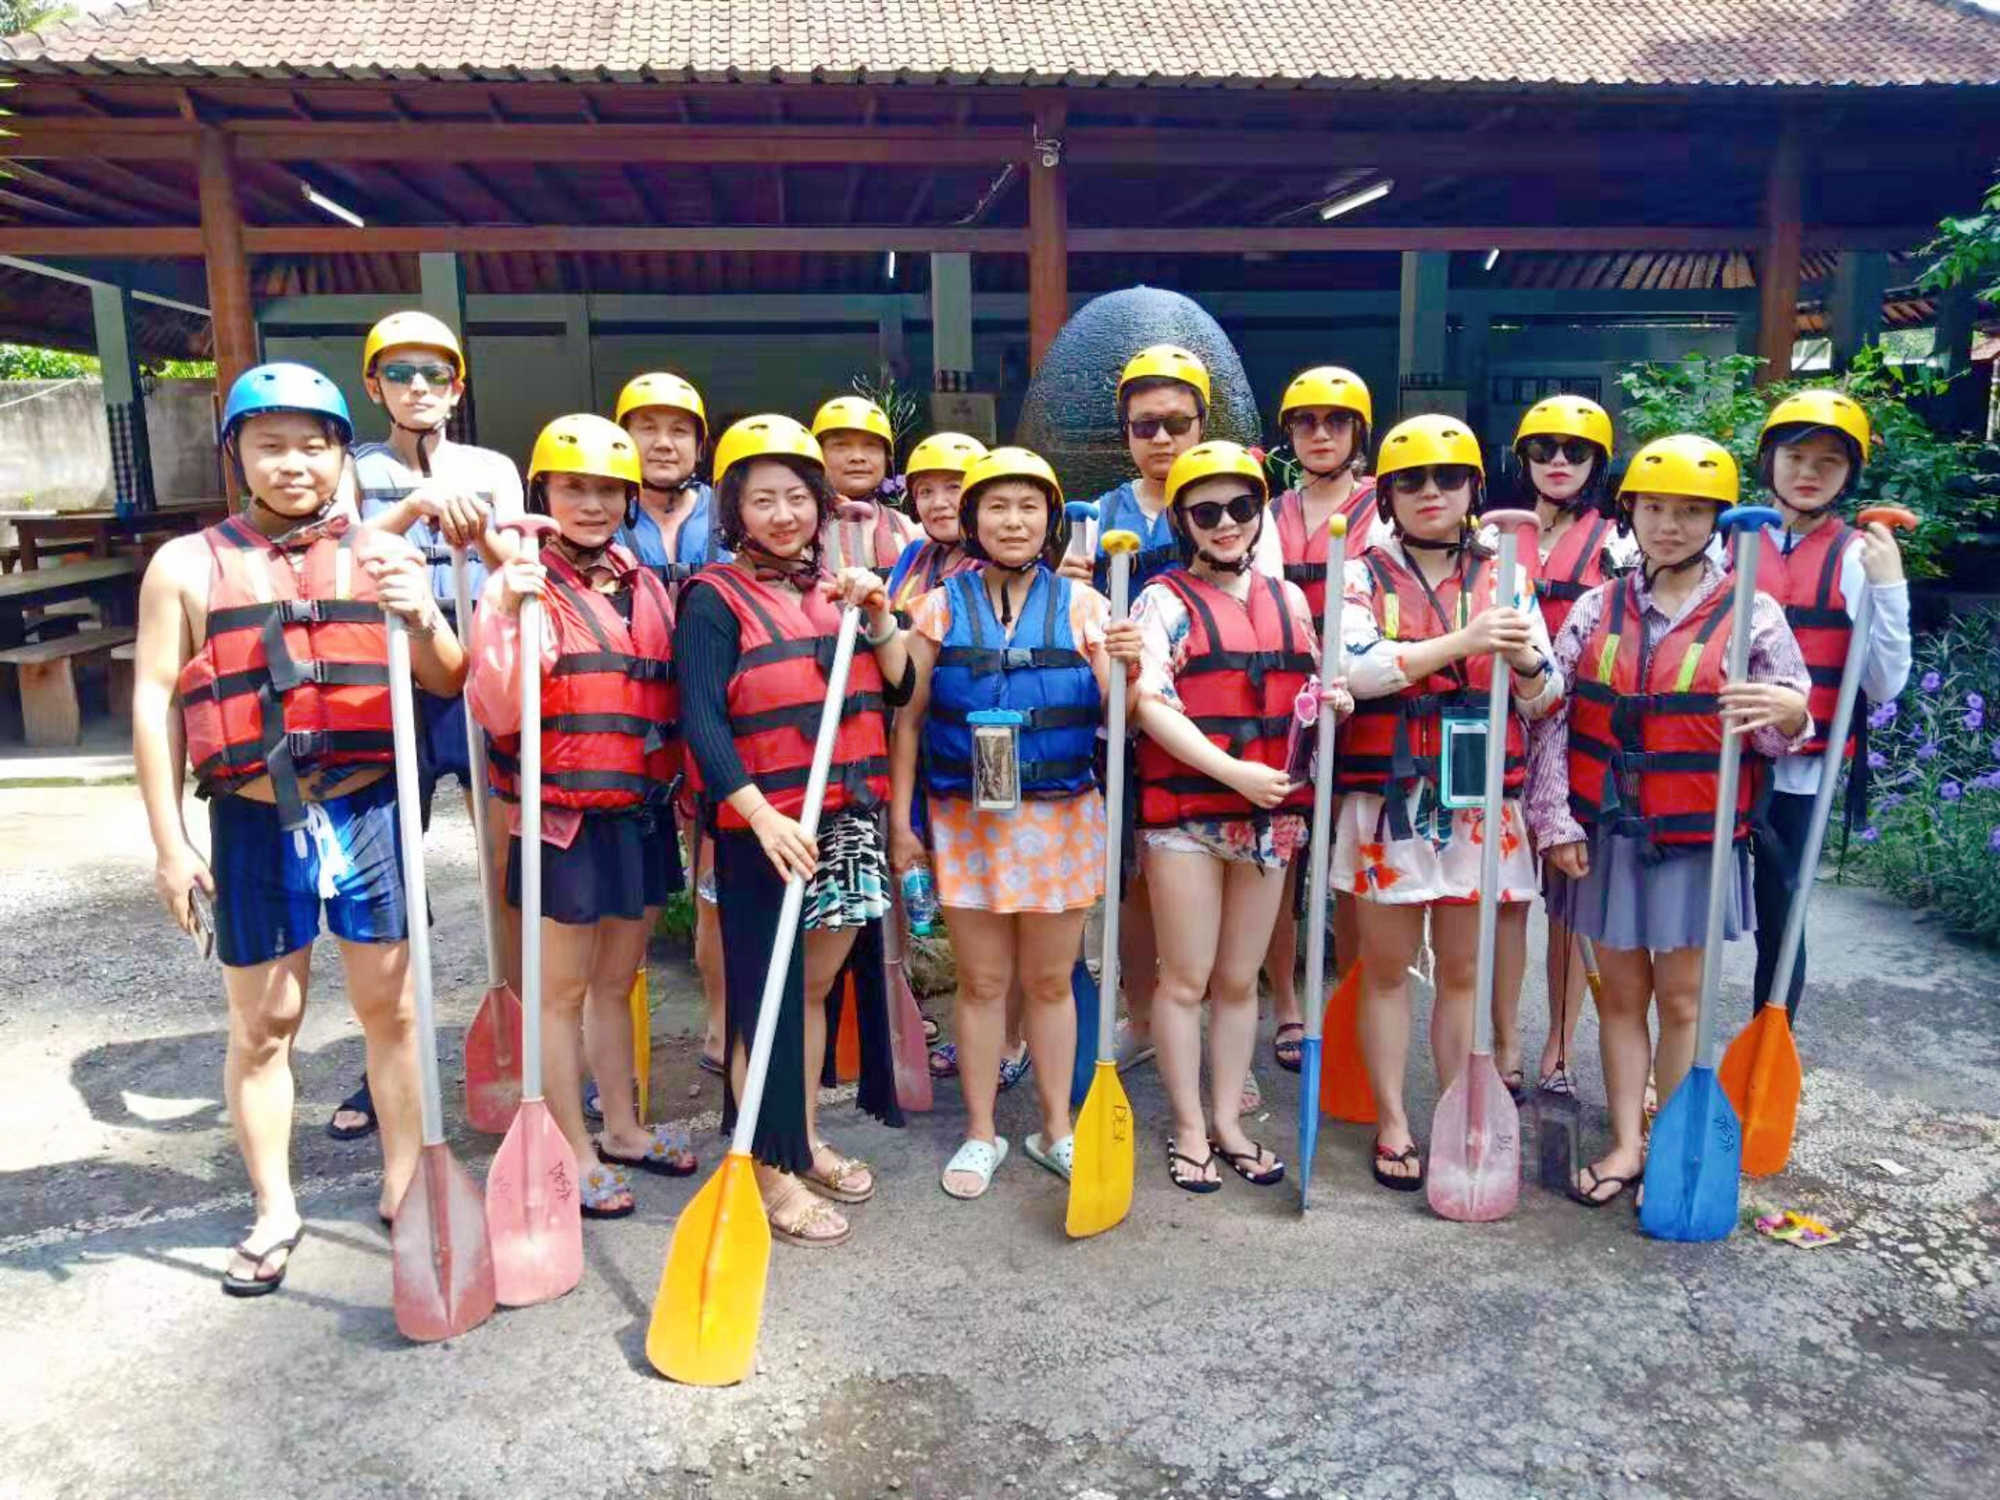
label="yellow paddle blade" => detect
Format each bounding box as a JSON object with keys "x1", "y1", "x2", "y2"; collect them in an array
[
  {"x1": 647, "y1": 1151, "x2": 771, "y2": 1386},
  {"x1": 1066, "y1": 1060, "x2": 1134, "y2": 1239},
  {"x1": 1718, "y1": 1006, "x2": 1802, "y2": 1178},
  {"x1": 628, "y1": 969, "x2": 650, "y2": 1124}
]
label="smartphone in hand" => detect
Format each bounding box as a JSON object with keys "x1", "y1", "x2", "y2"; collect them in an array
[{"x1": 189, "y1": 887, "x2": 216, "y2": 962}]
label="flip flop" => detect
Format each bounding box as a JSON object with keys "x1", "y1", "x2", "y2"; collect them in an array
[
  {"x1": 1566, "y1": 1162, "x2": 1642, "y2": 1208},
  {"x1": 1024, "y1": 1132, "x2": 1075, "y2": 1182},
  {"x1": 582, "y1": 1080, "x2": 603, "y2": 1124},
  {"x1": 1272, "y1": 1022, "x2": 1306, "y2": 1074},
  {"x1": 1166, "y1": 1137, "x2": 1221, "y2": 1194},
  {"x1": 940, "y1": 1136, "x2": 1009, "y2": 1200},
  {"x1": 996, "y1": 1044, "x2": 1033, "y2": 1093},
  {"x1": 1211, "y1": 1138, "x2": 1286, "y2": 1186},
  {"x1": 1371, "y1": 1140, "x2": 1424, "y2": 1193},
  {"x1": 697, "y1": 1051, "x2": 725, "y2": 1078},
  {"x1": 597, "y1": 1123, "x2": 697, "y2": 1178},
  {"x1": 325, "y1": 1082, "x2": 376, "y2": 1142},
  {"x1": 928, "y1": 1042, "x2": 959, "y2": 1079},
  {"x1": 221, "y1": 1225, "x2": 306, "y2": 1298},
  {"x1": 579, "y1": 1163, "x2": 636, "y2": 1220},
  {"x1": 1502, "y1": 1068, "x2": 1528, "y2": 1105}
]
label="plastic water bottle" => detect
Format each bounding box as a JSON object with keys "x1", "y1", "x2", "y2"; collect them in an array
[{"x1": 901, "y1": 866, "x2": 939, "y2": 937}]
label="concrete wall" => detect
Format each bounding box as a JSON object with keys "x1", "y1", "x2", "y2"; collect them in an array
[{"x1": 0, "y1": 377, "x2": 219, "y2": 511}]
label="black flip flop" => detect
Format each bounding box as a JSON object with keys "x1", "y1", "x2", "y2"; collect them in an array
[
  {"x1": 1166, "y1": 1138, "x2": 1222, "y2": 1194},
  {"x1": 1567, "y1": 1163, "x2": 1642, "y2": 1208},
  {"x1": 221, "y1": 1226, "x2": 305, "y2": 1298},
  {"x1": 1271, "y1": 1022, "x2": 1306, "y2": 1074},
  {"x1": 325, "y1": 1081, "x2": 376, "y2": 1142},
  {"x1": 1371, "y1": 1141, "x2": 1424, "y2": 1193},
  {"x1": 697, "y1": 1051, "x2": 726, "y2": 1077},
  {"x1": 1212, "y1": 1138, "x2": 1286, "y2": 1186}
]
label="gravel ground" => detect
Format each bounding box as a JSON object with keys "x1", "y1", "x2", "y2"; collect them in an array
[{"x1": 2, "y1": 785, "x2": 1996, "y2": 1500}]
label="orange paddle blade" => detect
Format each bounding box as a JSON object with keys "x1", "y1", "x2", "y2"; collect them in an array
[
  {"x1": 629, "y1": 969, "x2": 651, "y2": 1124},
  {"x1": 463, "y1": 981, "x2": 523, "y2": 1135},
  {"x1": 1318, "y1": 965, "x2": 1377, "y2": 1125},
  {"x1": 889, "y1": 967, "x2": 933, "y2": 1112},
  {"x1": 1066, "y1": 1060, "x2": 1134, "y2": 1238},
  {"x1": 484, "y1": 1098, "x2": 584, "y2": 1307},
  {"x1": 1719, "y1": 1006, "x2": 1802, "y2": 1177},
  {"x1": 648, "y1": 1151, "x2": 772, "y2": 1386},
  {"x1": 834, "y1": 972, "x2": 862, "y2": 1081},
  {"x1": 392, "y1": 1141, "x2": 497, "y2": 1342}
]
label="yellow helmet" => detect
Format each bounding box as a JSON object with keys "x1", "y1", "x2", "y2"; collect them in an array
[
  {"x1": 362, "y1": 311, "x2": 464, "y2": 379},
  {"x1": 960, "y1": 445, "x2": 1063, "y2": 507},
  {"x1": 1375, "y1": 414, "x2": 1484, "y2": 481},
  {"x1": 1618, "y1": 434, "x2": 1740, "y2": 508},
  {"x1": 1118, "y1": 344, "x2": 1212, "y2": 408},
  {"x1": 1278, "y1": 366, "x2": 1373, "y2": 429},
  {"x1": 1164, "y1": 441, "x2": 1270, "y2": 511},
  {"x1": 614, "y1": 371, "x2": 707, "y2": 438},
  {"x1": 1514, "y1": 395, "x2": 1614, "y2": 457},
  {"x1": 811, "y1": 395, "x2": 894, "y2": 449},
  {"x1": 712, "y1": 413, "x2": 825, "y2": 489},
  {"x1": 1758, "y1": 388, "x2": 1871, "y2": 468},
  {"x1": 527, "y1": 413, "x2": 641, "y2": 489},
  {"x1": 904, "y1": 431, "x2": 988, "y2": 480}
]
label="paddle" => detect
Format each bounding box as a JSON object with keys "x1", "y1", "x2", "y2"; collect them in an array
[
  {"x1": 1297, "y1": 513, "x2": 1349, "y2": 1211},
  {"x1": 885, "y1": 884, "x2": 934, "y2": 1112},
  {"x1": 1429, "y1": 508, "x2": 1539, "y2": 1223},
  {"x1": 449, "y1": 546, "x2": 526, "y2": 1135},
  {"x1": 630, "y1": 968, "x2": 651, "y2": 1124},
  {"x1": 483, "y1": 513, "x2": 584, "y2": 1306},
  {"x1": 1641, "y1": 504, "x2": 1779, "y2": 1242},
  {"x1": 1720, "y1": 503, "x2": 1919, "y2": 1176},
  {"x1": 1534, "y1": 930, "x2": 1586, "y2": 1195},
  {"x1": 834, "y1": 971, "x2": 862, "y2": 1081},
  {"x1": 386, "y1": 608, "x2": 498, "y2": 1342},
  {"x1": 1063, "y1": 500, "x2": 1102, "y2": 1114},
  {"x1": 648, "y1": 605, "x2": 865, "y2": 1386},
  {"x1": 1066, "y1": 529, "x2": 1140, "y2": 1239}
]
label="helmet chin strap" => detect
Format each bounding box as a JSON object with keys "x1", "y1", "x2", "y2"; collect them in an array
[
  {"x1": 1401, "y1": 530, "x2": 1465, "y2": 554},
  {"x1": 1191, "y1": 511, "x2": 1263, "y2": 576},
  {"x1": 642, "y1": 476, "x2": 698, "y2": 499},
  {"x1": 1643, "y1": 545, "x2": 1711, "y2": 589},
  {"x1": 1775, "y1": 491, "x2": 1837, "y2": 518},
  {"x1": 553, "y1": 531, "x2": 611, "y2": 571}
]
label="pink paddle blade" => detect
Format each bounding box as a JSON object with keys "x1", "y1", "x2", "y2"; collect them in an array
[
  {"x1": 485, "y1": 1098, "x2": 584, "y2": 1307},
  {"x1": 392, "y1": 1141, "x2": 497, "y2": 1342},
  {"x1": 1427, "y1": 1053, "x2": 1522, "y2": 1223},
  {"x1": 463, "y1": 982, "x2": 524, "y2": 1134},
  {"x1": 889, "y1": 964, "x2": 933, "y2": 1112}
]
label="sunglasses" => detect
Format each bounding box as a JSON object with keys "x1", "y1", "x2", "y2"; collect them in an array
[
  {"x1": 1125, "y1": 413, "x2": 1198, "y2": 440},
  {"x1": 1387, "y1": 464, "x2": 1479, "y2": 496},
  {"x1": 1285, "y1": 411, "x2": 1356, "y2": 438},
  {"x1": 1182, "y1": 492, "x2": 1263, "y2": 530},
  {"x1": 376, "y1": 361, "x2": 457, "y2": 388},
  {"x1": 1522, "y1": 437, "x2": 1595, "y2": 466}
]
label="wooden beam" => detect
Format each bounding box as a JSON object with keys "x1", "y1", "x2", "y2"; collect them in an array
[
  {"x1": 196, "y1": 129, "x2": 255, "y2": 493},
  {"x1": 228, "y1": 121, "x2": 1026, "y2": 165},
  {"x1": 0, "y1": 162, "x2": 154, "y2": 223},
  {"x1": 1028, "y1": 102, "x2": 1068, "y2": 371},
  {"x1": 0, "y1": 185, "x2": 94, "y2": 225},
  {"x1": 1755, "y1": 121, "x2": 1805, "y2": 385}
]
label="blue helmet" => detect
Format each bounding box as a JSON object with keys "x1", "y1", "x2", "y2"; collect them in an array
[{"x1": 221, "y1": 362, "x2": 353, "y2": 446}]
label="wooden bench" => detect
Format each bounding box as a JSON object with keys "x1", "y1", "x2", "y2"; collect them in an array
[
  {"x1": 0, "y1": 626, "x2": 138, "y2": 746},
  {"x1": 0, "y1": 556, "x2": 138, "y2": 649}
]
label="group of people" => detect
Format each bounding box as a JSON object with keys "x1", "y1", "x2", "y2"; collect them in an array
[{"x1": 130, "y1": 309, "x2": 1908, "y2": 1298}]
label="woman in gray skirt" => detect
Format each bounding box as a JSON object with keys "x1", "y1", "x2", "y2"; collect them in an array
[{"x1": 1526, "y1": 435, "x2": 1811, "y2": 1209}]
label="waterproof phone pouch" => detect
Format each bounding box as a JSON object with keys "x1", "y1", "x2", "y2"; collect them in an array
[
  {"x1": 1438, "y1": 705, "x2": 1490, "y2": 810},
  {"x1": 1284, "y1": 676, "x2": 1322, "y2": 784},
  {"x1": 968, "y1": 709, "x2": 1025, "y2": 812}
]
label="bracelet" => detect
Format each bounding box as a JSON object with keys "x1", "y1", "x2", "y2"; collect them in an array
[
  {"x1": 406, "y1": 608, "x2": 438, "y2": 641},
  {"x1": 864, "y1": 615, "x2": 899, "y2": 648}
]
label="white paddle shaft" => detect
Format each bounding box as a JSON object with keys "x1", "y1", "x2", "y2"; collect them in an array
[
  {"x1": 386, "y1": 616, "x2": 446, "y2": 1148},
  {"x1": 1471, "y1": 532, "x2": 1520, "y2": 1059},
  {"x1": 1096, "y1": 549, "x2": 1132, "y2": 1064},
  {"x1": 450, "y1": 547, "x2": 507, "y2": 990},
  {"x1": 1695, "y1": 526, "x2": 1766, "y2": 1065},
  {"x1": 731, "y1": 607, "x2": 864, "y2": 1156},
  {"x1": 519, "y1": 588, "x2": 546, "y2": 1101},
  {"x1": 1301, "y1": 564, "x2": 1344, "y2": 1047}
]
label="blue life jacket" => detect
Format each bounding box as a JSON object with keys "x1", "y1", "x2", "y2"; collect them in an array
[
  {"x1": 619, "y1": 482, "x2": 726, "y2": 585},
  {"x1": 925, "y1": 567, "x2": 1100, "y2": 800},
  {"x1": 1090, "y1": 480, "x2": 1182, "y2": 596}
]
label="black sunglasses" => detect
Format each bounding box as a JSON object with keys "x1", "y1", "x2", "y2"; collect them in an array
[
  {"x1": 1182, "y1": 492, "x2": 1263, "y2": 530},
  {"x1": 1387, "y1": 464, "x2": 1479, "y2": 496},
  {"x1": 1522, "y1": 437, "x2": 1596, "y2": 466},
  {"x1": 376, "y1": 360, "x2": 457, "y2": 388},
  {"x1": 1125, "y1": 413, "x2": 1198, "y2": 440},
  {"x1": 1285, "y1": 411, "x2": 1357, "y2": 438}
]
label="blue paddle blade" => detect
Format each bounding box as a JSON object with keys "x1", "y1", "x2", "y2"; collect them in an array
[
  {"x1": 1297, "y1": 1037, "x2": 1323, "y2": 1212},
  {"x1": 1069, "y1": 958, "x2": 1098, "y2": 1111},
  {"x1": 1639, "y1": 1065, "x2": 1742, "y2": 1243}
]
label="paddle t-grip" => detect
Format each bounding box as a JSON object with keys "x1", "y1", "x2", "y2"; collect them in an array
[
  {"x1": 1855, "y1": 505, "x2": 1919, "y2": 533},
  {"x1": 1063, "y1": 501, "x2": 1100, "y2": 566}
]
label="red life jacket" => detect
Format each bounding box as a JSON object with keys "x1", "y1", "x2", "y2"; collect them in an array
[
  {"x1": 176, "y1": 514, "x2": 394, "y2": 830},
  {"x1": 822, "y1": 499, "x2": 907, "y2": 581},
  {"x1": 1753, "y1": 519, "x2": 1856, "y2": 760},
  {"x1": 1335, "y1": 546, "x2": 1527, "y2": 837},
  {"x1": 1533, "y1": 511, "x2": 1617, "y2": 639},
  {"x1": 1271, "y1": 479, "x2": 1377, "y2": 619},
  {"x1": 486, "y1": 543, "x2": 678, "y2": 812},
  {"x1": 1135, "y1": 570, "x2": 1315, "y2": 827},
  {"x1": 1568, "y1": 572, "x2": 1759, "y2": 848},
  {"x1": 683, "y1": 563, "x2": 890, "y2": 829}
]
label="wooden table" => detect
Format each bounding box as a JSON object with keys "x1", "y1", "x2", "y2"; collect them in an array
[
  {"x1": 0, "y1": 498, "x2": 228, "y2": 571},
  {"x1": 0, "y1": 557, "x2": 139, "y2": 648}
]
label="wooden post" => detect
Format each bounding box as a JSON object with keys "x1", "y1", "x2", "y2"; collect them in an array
[
  {"x1": 1754, "y1": 123, "x2": 1803, "y2": 385},
  {"x1": 1027, "y1": 102, "x2": 1068, "y2": 373},
  {"x1": 197, "y1": 127, "x2": 257, "y2": 501}
]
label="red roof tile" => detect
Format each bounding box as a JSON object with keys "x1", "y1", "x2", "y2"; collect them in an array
[{"x1": 5, "y1": 0, "x2": 2000, "y2": 90}]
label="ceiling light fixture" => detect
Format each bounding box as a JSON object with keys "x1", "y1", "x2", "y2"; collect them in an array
[
  {"x1": 1484, "y1": 248, "x2": 1502, "y2": 271},
  {"x1": 300, "y1": 181, "x2": 364, "y2": 228},
  {"x1": 1318, "y1": 179, "x2": 1393, "y2": 222}
]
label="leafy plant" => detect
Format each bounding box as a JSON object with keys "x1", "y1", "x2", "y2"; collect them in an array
[
  {"x1": 849, "y1": 366, "x2": 924, "y2": 457},
  {"x1": 1845, "y1": 608, "x2": 2000, "y2": 947},
  {"x1": 1918, "y1": 163, "x2": 2000, "y2": 307},
  {"x1": 0, "y1": 2, "x2": 71, "y2": 37},
  {"x1": 654, "y1": 888, "x2": 694, "y2": 944},
  {"x1": 0, "y1": 342, "x2": 95, "y2": 379},
  {"x1": 1616, "y1": 346, "x2": 1998, "y2": 578}
]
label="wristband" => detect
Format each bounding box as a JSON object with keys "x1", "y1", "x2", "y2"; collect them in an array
[{"x1": 865, "y1": 615, "x2": 898, "y2": 648}]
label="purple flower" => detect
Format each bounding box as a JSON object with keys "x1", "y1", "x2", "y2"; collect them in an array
[
  {"x1": 1970, "y1": 693, "x2": 1987, "y2": 712},
  {"x1": 1941, "y1": 780, "x2": 1964, "y2": 802},
  {"x1": 1974, "y1": 771, "x2": 2000, "y2": 792},
  {"x1": 1878, "y1": 793, "x2": 1906, "y2": 812},
  {"x1": 1859, "y1": 826, "x2": 1881, "y2": 844},
  {"x1": 1867, "y1": 750, "x2": 1888, "y2": 771},
  {"x1": 1917, "y1": 740, "x2": 1940, "y2": 762},
  {"x1": 1921, "y1": 670, "x2": 1942, "y2": 693},
  {"x1": 1989, "y1": 826, "x2": 2000, "y2": 854},
  {"x1": 1869, "y1": 701, "x2": 1898, "y2": 730},
  {"x1": 1969, "y1": 709, "x2": 1987, "y2": 732}
]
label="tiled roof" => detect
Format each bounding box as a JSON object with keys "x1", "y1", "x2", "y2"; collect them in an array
[{"x1": 5, "y1": 0, "x2": 2000, "y2": 89}]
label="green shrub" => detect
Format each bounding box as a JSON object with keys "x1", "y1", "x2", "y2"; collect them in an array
[
  {"x1": 1616, "y1": 346, "x2": 1997, "y2": 579},
  {"x1": 1846, "y1": 608, "x2": 2000, "y2": 946},
  {"x1": 0, "y1": 343, "x2": 95, "y2": 380}
]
